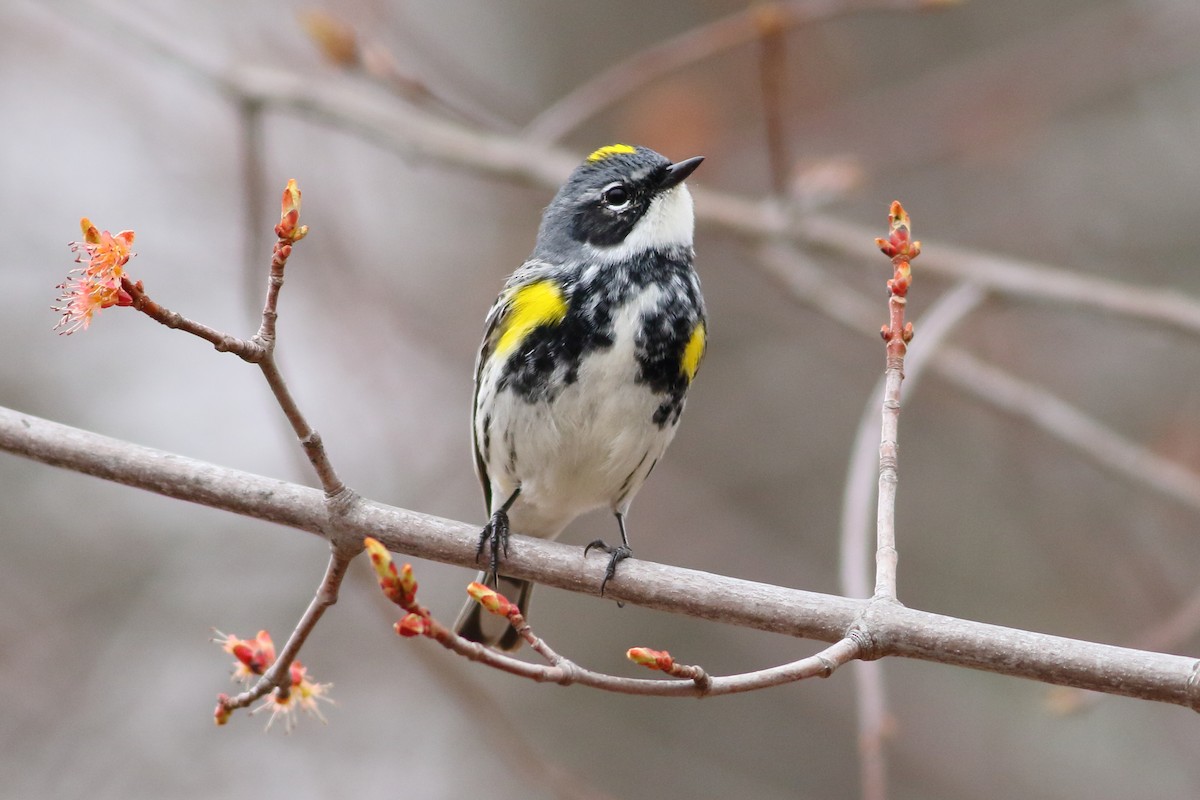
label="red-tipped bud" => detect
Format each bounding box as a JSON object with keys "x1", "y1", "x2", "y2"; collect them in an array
[
  {"x1": 364, "y1": 537, "x2": 398, "y2": 591},
  {"x1": 228, "y1": 640, "x2": 256, "y2": 669},
  {"x1": 363, "y1": 537, "x2": 417, "y2": 607},
  {"x1": 877, "y1": 201, "x2": 920, "y2": 261},
  {"x1": 626, "y1": 647, "x2": 675, "y2": 671},
  {"x1": 281, "y1": 179, "x2": 301, "y2": 219},
  {"x1": 215, "y1": 629, "x2": 276, "y2": 680},
  {"x1": 214, "y1": 694, "x2": 232, "y2": 726},
  {"x1": 224, "y1": 630, "x2": 275, "y2": 675},
  {"x1": 395, "y1": 613, "x2": 430, "y2": 637},
  {"x1": 467, "y1": 582, "x2": 516, "y2": 617},
  {"x1": 276, "y1": 179, "x2": 308, "y2": 242},
  {"x1": 288, "y1": 661, "x2": 308, "y2": 688},
  {"x1": 397, "y1": 562, "x2": 418, "y2": 603},
  {"x1": 80, "y1": 217, "x2": 101, "y2": 244}
]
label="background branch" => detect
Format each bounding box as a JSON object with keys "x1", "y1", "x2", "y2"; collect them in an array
[
  {"x1": 521, "y1": 0, "x2": 944, "y2": 143},
  {"x1": 60, "y1": 1, "x2": 1200, "y2": 340},
  {"x1": 759, "y1": 244, "x2": 1200, "y2": 520}
]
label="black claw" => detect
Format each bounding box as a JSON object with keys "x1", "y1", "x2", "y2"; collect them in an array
[
  {"x1": 475, "y1": 509, "x2": 511, "y2": 585},
  {"x1": 585, "y1": 539, "x2": 632, "y2": 597}
]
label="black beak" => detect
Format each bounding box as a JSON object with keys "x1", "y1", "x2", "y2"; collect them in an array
[{"x1": 659, "y1": 156, "x2": 704, "y2": 191}]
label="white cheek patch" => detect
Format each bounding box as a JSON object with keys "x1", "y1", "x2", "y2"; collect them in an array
[{"x1": 588, "y1": 185, "x2": 695, "y2": 263}]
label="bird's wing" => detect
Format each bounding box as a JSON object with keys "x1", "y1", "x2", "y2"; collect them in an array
[
  {"x1": 471, "y1": 290, "x2": 510, "y2": 515},
  {"x1": 471, "y1": 259, "x2": 564, "y2": 514}
]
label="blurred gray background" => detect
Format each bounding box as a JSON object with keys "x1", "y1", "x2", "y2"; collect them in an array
[{"x1": 4, "y1": 0, "x2": 1200, "y2": 798}]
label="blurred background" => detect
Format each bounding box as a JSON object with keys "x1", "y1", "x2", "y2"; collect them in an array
[{"x1": 4, "y1": 0, "x2": 1200, "y2": 797}]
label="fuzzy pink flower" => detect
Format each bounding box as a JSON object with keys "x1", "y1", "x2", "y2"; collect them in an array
[
  {"x1": 258, "y1": 661, "x2": 333, "y2": 731},
  {"x1": 54, "y1": 217, "x2": 136, "y2": 334}
]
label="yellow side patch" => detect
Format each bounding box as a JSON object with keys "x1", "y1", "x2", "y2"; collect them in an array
[
  {"x1": 496, "y1": 280, "x2": 569, "y2": 357},
  {"x1": 681, "y1": 322, "x2": 706, "y2": 382},
  {"x1": 587, "y1": 143, "x2": 637, "y2": 162}
]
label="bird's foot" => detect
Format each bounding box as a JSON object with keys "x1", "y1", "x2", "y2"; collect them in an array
[
  {"x1": 584, "y1": 540, "x2": 632, "y2": 597},
  {"x1": 476, "y1": 508, "x2": 511, "y2": 585}
]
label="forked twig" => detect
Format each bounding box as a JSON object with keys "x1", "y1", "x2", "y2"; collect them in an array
[
  {"x1": 67, "y1": 181, "x2": 362, "y2": 725},
  {"x1": 365, "y1": 540, "x2": 862, "y2": 697}
]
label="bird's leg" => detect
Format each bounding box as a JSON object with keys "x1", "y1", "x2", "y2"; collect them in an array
[
  {"x1": 585, "y1": 511, "x2": 633, "y2": 597},
  {"x1": 476, "y1": 486, "x2": 521, "y2": 585}
]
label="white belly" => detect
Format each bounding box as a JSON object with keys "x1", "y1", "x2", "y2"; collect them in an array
[{"x1": 476, "y1": 288, "x2": 680, "y2": 539}]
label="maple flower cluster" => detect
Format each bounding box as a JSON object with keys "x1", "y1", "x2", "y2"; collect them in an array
[
  {"x1": 213, "y1": 629, "x2": 332, "y2": 730},
  {"x1": 54, "y1": 218, "x2": 137, "y2": 334}
]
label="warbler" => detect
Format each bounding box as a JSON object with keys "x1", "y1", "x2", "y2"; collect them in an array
[{"x1": 454, "y1": 143, "x2": 707, "y2": 650}]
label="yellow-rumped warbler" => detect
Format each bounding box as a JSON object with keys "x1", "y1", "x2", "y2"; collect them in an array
[{"x1": 454, "y1": 144, "x2": 706, "y2": 649}]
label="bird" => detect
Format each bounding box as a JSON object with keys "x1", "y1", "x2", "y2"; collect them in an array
[{"x1": 453, "y1": 143, "x2": 706, "y2": 650}]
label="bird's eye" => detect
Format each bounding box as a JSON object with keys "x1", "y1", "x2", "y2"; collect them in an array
[{"x1": 602, "y1": 183, "x2": 631, "y2": 209}]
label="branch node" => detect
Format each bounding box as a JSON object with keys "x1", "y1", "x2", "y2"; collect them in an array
[
  {"x1": 847, "y1": 622, "x2": 882, "y2": 662},
  {"x1": 816, "y1": 654, "x2": 837, "y2": 678},
  {"x1": 552, "y1": 658, "x2": 579, "y2": 686},
  {"x1": 325, "y1": 484, "x2": 359, "y2": 513}
]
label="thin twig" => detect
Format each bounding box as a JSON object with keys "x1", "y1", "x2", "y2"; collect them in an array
[
  {"x1": 120, "y1": 278, "x2": 265, "y2": 359},
  {"x1": 384, "y1": 4, "x2": 532, "y2": 128},
  {"x1": 841, "y1": 281, "x2": 987, "y2": 800},
  {"x1": 369, "y1": 544, "x2": 858, "y2": 696},
  {"x1": 758, "y1": 244, "x2": 1200, "y2": 522},
  {"x1": 521, "y1": 0, "x2": 947, "y2": 143},
  {"x1": 219, "y1": 551, "x2": 352, "y2": 715},
  {"x1": 119, "y1": 192, "x2": 348, "y2": 500},
  {"x1": 757, "y1": 5, "x2": 790, "y2": 197},
  {"x1": 298, "y1": 9, "x2": 507, "y2": 131},
  {"x1": 433, "y1": 604, "x2": 860, "y2": 696},
  {"x1": 840, "y1": 283, "x2": 988, "y2": 592},
  {"x1": 873, "y1": 202, "x2": 919, "y2": 600},
  {"x1": 257, "y1": 356, "x2": 345, "y2": 496},
  {"x1": 116, "y1": 177, "x2": 355, "y2": 726}
]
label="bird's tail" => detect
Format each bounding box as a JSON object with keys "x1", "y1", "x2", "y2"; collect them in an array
[{"x1": 452, "y1": 572, "x2": 534, "y2": 651}]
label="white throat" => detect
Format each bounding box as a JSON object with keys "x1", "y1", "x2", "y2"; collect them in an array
[{"x1": 587, "y1": 185, "x2": 695, "y2": 263}]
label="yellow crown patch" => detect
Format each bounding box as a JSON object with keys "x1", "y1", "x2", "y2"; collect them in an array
[{"x1": 587, "y1": 143, "x2": 637, "y2": 162}]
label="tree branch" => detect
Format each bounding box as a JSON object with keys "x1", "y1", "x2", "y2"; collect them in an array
[{"x1": 3, "y1": 404, "x2": 1199, "y2": 710}]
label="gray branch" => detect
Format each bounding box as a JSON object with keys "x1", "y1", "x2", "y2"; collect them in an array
[{"x1": 3, "y1": 404, "x2": 1198, "y2": 710}]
